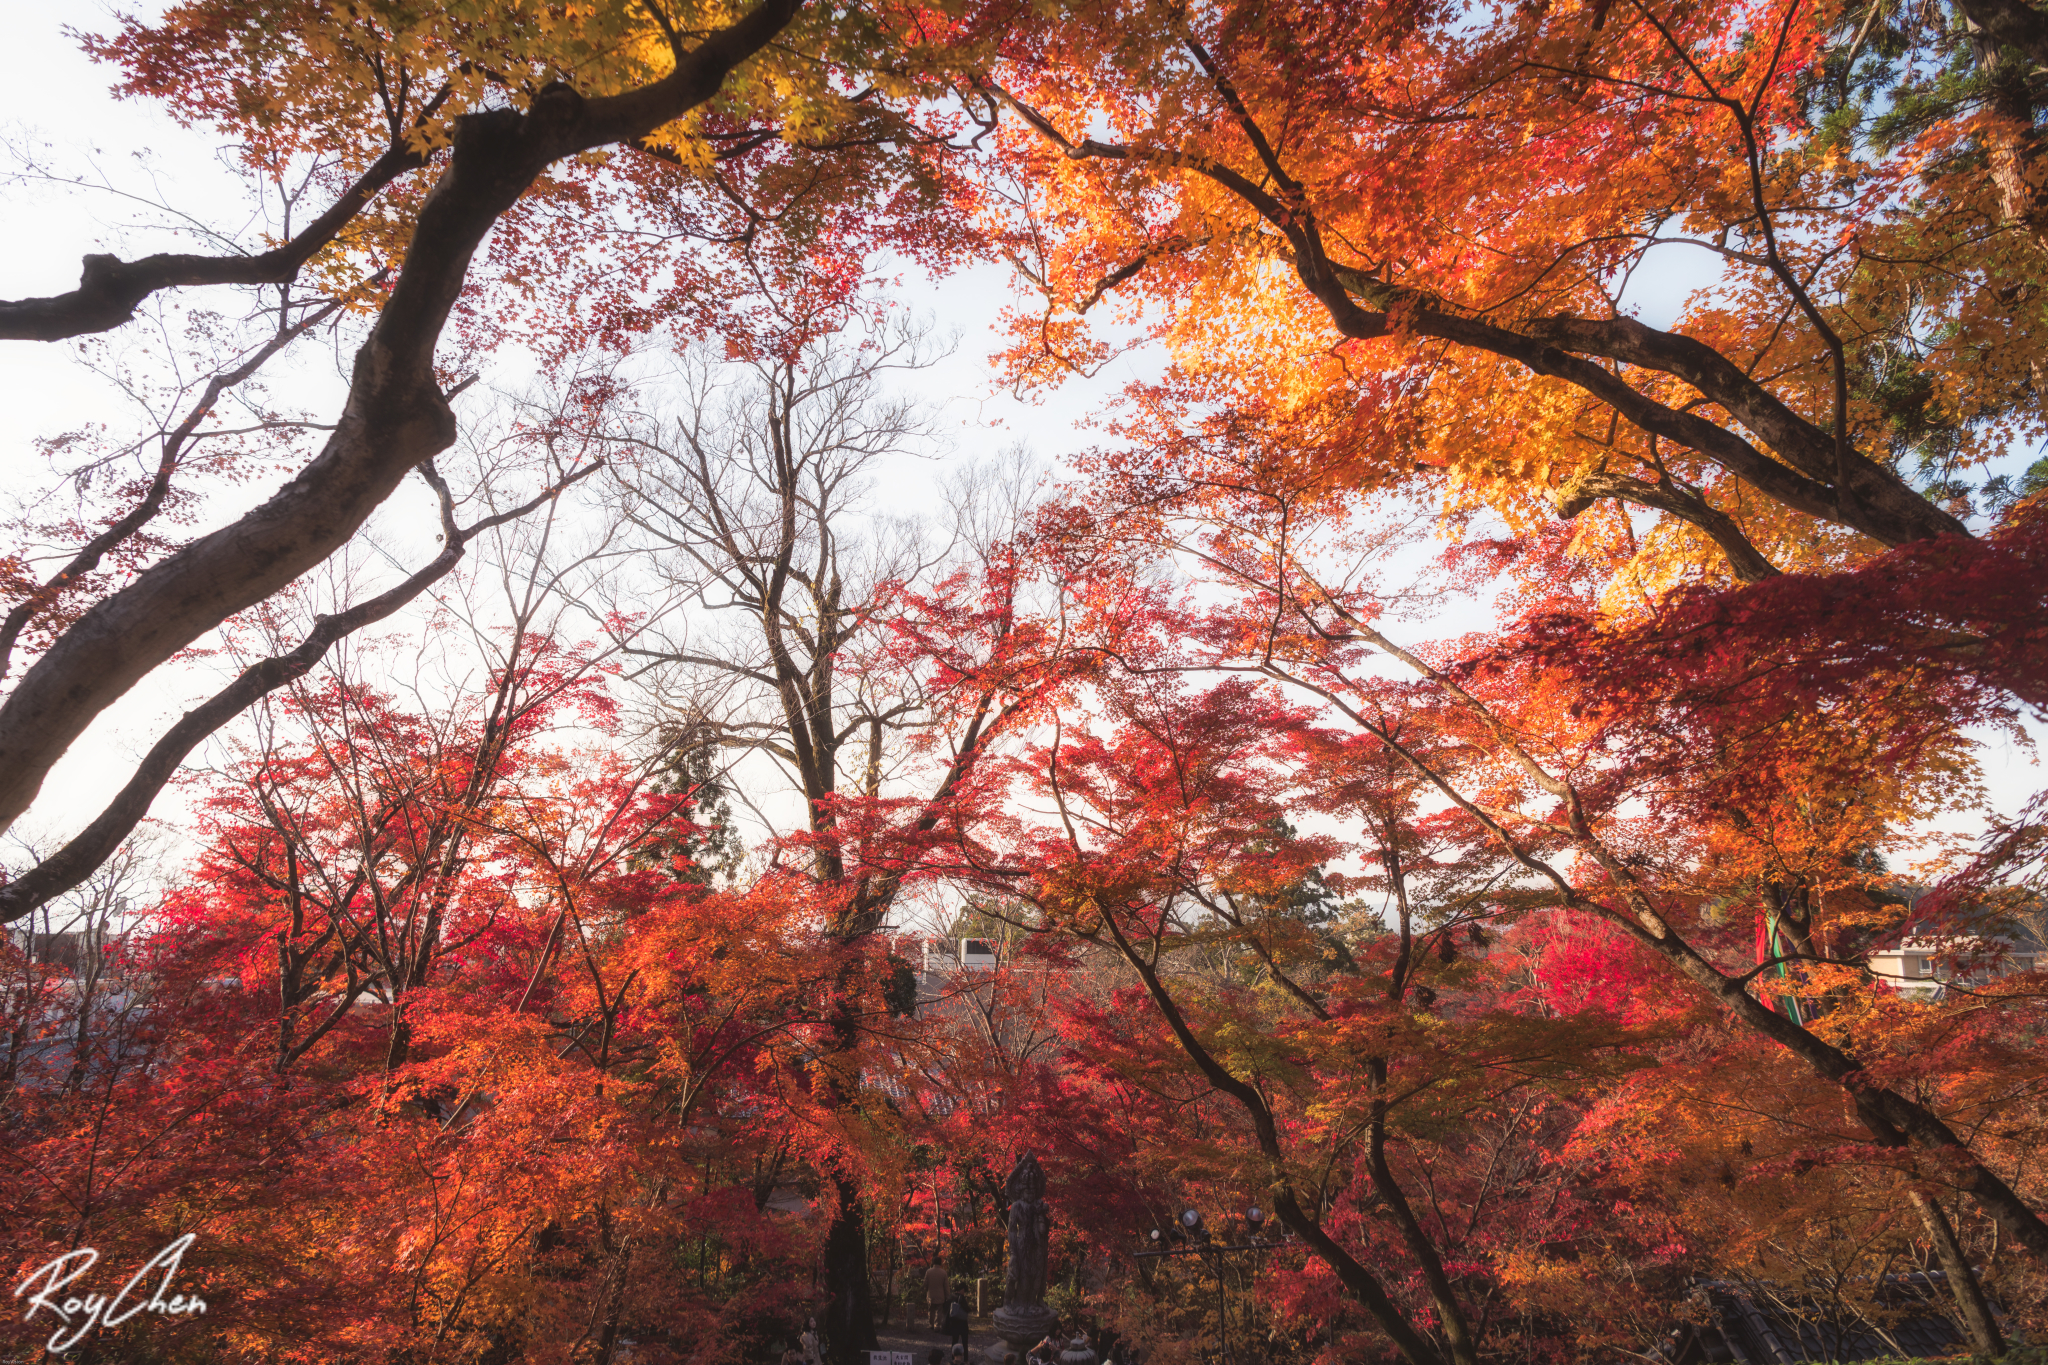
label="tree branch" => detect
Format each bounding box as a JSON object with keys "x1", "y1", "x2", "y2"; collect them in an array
[
  {"x1": 0, "y1": 459, "x2": 601, "y2": 924},
  {"x1": 1551, "y1": 466, "x2": 1780, "y2": 583},
  {"x1": 0, "y1": 145, "x2": 424, "y2": 342},
  {"x1": 0, "y1": 0, "x2": 803, "y2": 836},
  {"x1": 0, "y1": 288, "x2": 360, "y2": 684},
  {"x1": 988, "y1": 90, "x2": 1968, "y2": 549}
]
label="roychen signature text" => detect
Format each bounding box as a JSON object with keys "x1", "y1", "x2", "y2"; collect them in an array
[{"x1": 13, "y1": 1234, "x2": 207, "y2": 1352}]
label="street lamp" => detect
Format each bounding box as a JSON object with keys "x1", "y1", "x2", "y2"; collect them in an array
[{"x1": 1134, "y1": 1205, "x2": 1290, "y2": 1365}]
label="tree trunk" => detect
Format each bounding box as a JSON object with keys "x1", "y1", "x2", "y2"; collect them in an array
[
  {"x1": 1906, "y1": 1185, "x2": 2005, "y2": 1358},
  {"x1": 823, "y1": 1173, "x2": 881, "y2": 1365},
  {"x1": 1094, "y1": 909, "x2": 1452, "y2": 1365},
  {"x1": 1367, "y1": 1079, "x2": 1481, "y2": 1365},
  {"x1": 0, "y1": 0, "x2": 804, "y2": 837}
]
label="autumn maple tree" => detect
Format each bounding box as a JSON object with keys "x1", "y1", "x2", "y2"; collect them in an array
[
  {"x1": 893, "y1": 0, "x2": 2048, "y2": 1344},
  {"x1": 952, "y1": 424, "x2": 2043, "y2": 1357},
  {"x1": 1, "y1": 613, "x2": 840, "y2": 1359},
  {"x1": 0, "y1": 0, "x2": 976, "y2": 861},
  {"x1": 930, "y1": 675, "x2": 1642, "y2": 1365},
  {"x1": 8, "y1": 0, "x2": 2048, "y2": 1361},
  {"x1": 969, "y1": 0, "x2": 2038, "y2": 552}
]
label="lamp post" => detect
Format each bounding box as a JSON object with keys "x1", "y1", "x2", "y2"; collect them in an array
[{"x1": 1135, "y1": 1206, "x2": 1289, "y2": 1365}]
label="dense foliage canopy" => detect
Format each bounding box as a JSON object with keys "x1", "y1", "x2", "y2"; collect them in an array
[{"x1": 2, "y1": 0, "x2": 2045, "y2": 1361}]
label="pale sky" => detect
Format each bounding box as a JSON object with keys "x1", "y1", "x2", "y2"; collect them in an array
[
  {"x1": 0, "y1": 2, "x2": 1155, "y2": 874},
  {"x1": 1, "y1": 2, "x2": 2036, "y2": 900}
]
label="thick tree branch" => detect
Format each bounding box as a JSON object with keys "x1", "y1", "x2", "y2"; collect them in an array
[
  {"x1": 1952, "y1": 0, "x2": 2048, "y2": 68},
  {"x1": 1322, "y1": 274, "x2": 1969, "y2": 550},
  {"x1": 0, "y1": 0, "x2": 802, "y2": 835},
  {"x1": 0, "y1": 145, "x2": 424, "y2": 342},
  {"x1": 1551, "y1": 466, "x2": 1780, "y2": 583},
  {"x1": 987, "y1": 89, "x2": 1968, "y2": 550},
  {"x1": 0, "y1": 460, "x2": 600, "y2": 924}
]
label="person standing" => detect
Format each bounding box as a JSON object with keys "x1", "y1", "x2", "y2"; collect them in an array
[
  {"x1": 925, "y1": 1259, "x2": 950, "y2": 1331},
  {"x1": 801, "y1": 1317, "x2": 825, "y2": 1365},
  {"x1": 945, "y1": 1296, "x2": 970, "y2": 1353}
]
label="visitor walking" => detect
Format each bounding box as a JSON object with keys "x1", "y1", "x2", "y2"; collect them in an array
[
  {"x1": 945, "y1": 1296, "x2": 971, "y2": 1352},
  {"x1": 925, "y1": 1260, "x2": 950, "y2": 1331},
  {"x1": 801, "y1": 1317, "x2": 824, "y2": 1365}
]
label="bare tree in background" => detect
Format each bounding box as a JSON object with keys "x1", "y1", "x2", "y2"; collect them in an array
[
  {"x1": 602, "y1": 317, "x2": 1051, "y2": 1363},
  {"x1": 608, "y1": 319, "x2": 947, "y2": 867},
  {"x1": 1, "y1": 827, "x2": 161, "y2": 1102}
]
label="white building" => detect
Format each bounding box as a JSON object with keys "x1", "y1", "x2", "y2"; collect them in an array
[
  {"x1": 926, "y1": 936, "x2": 998, "y2": 973},
  {"x1": 1867, "y1": 928, "x2": 2040, "y2": 1001}
]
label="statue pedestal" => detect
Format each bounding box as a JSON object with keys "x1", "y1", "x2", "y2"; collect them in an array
[{"x1": 992, "y1": 1304, "x2": 1058, "y2": 1358}]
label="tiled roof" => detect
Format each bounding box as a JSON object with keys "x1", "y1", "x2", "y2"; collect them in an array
[{"x1": 1661, "y1": 1272, "x2": 1985, "y2": 1364}]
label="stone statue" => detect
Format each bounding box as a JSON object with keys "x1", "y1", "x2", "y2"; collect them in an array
[
  {"x1": 1002, "y1": 1152, "x2": 1050, "y2": 1308},
  {"x1": 992, "y1": 1153, "x2": 1058, "y2": 1355}
]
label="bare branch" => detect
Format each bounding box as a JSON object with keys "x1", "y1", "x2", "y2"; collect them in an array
[{"x1": 0, "y1": 459, "x2": 601, "y2": 923}]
